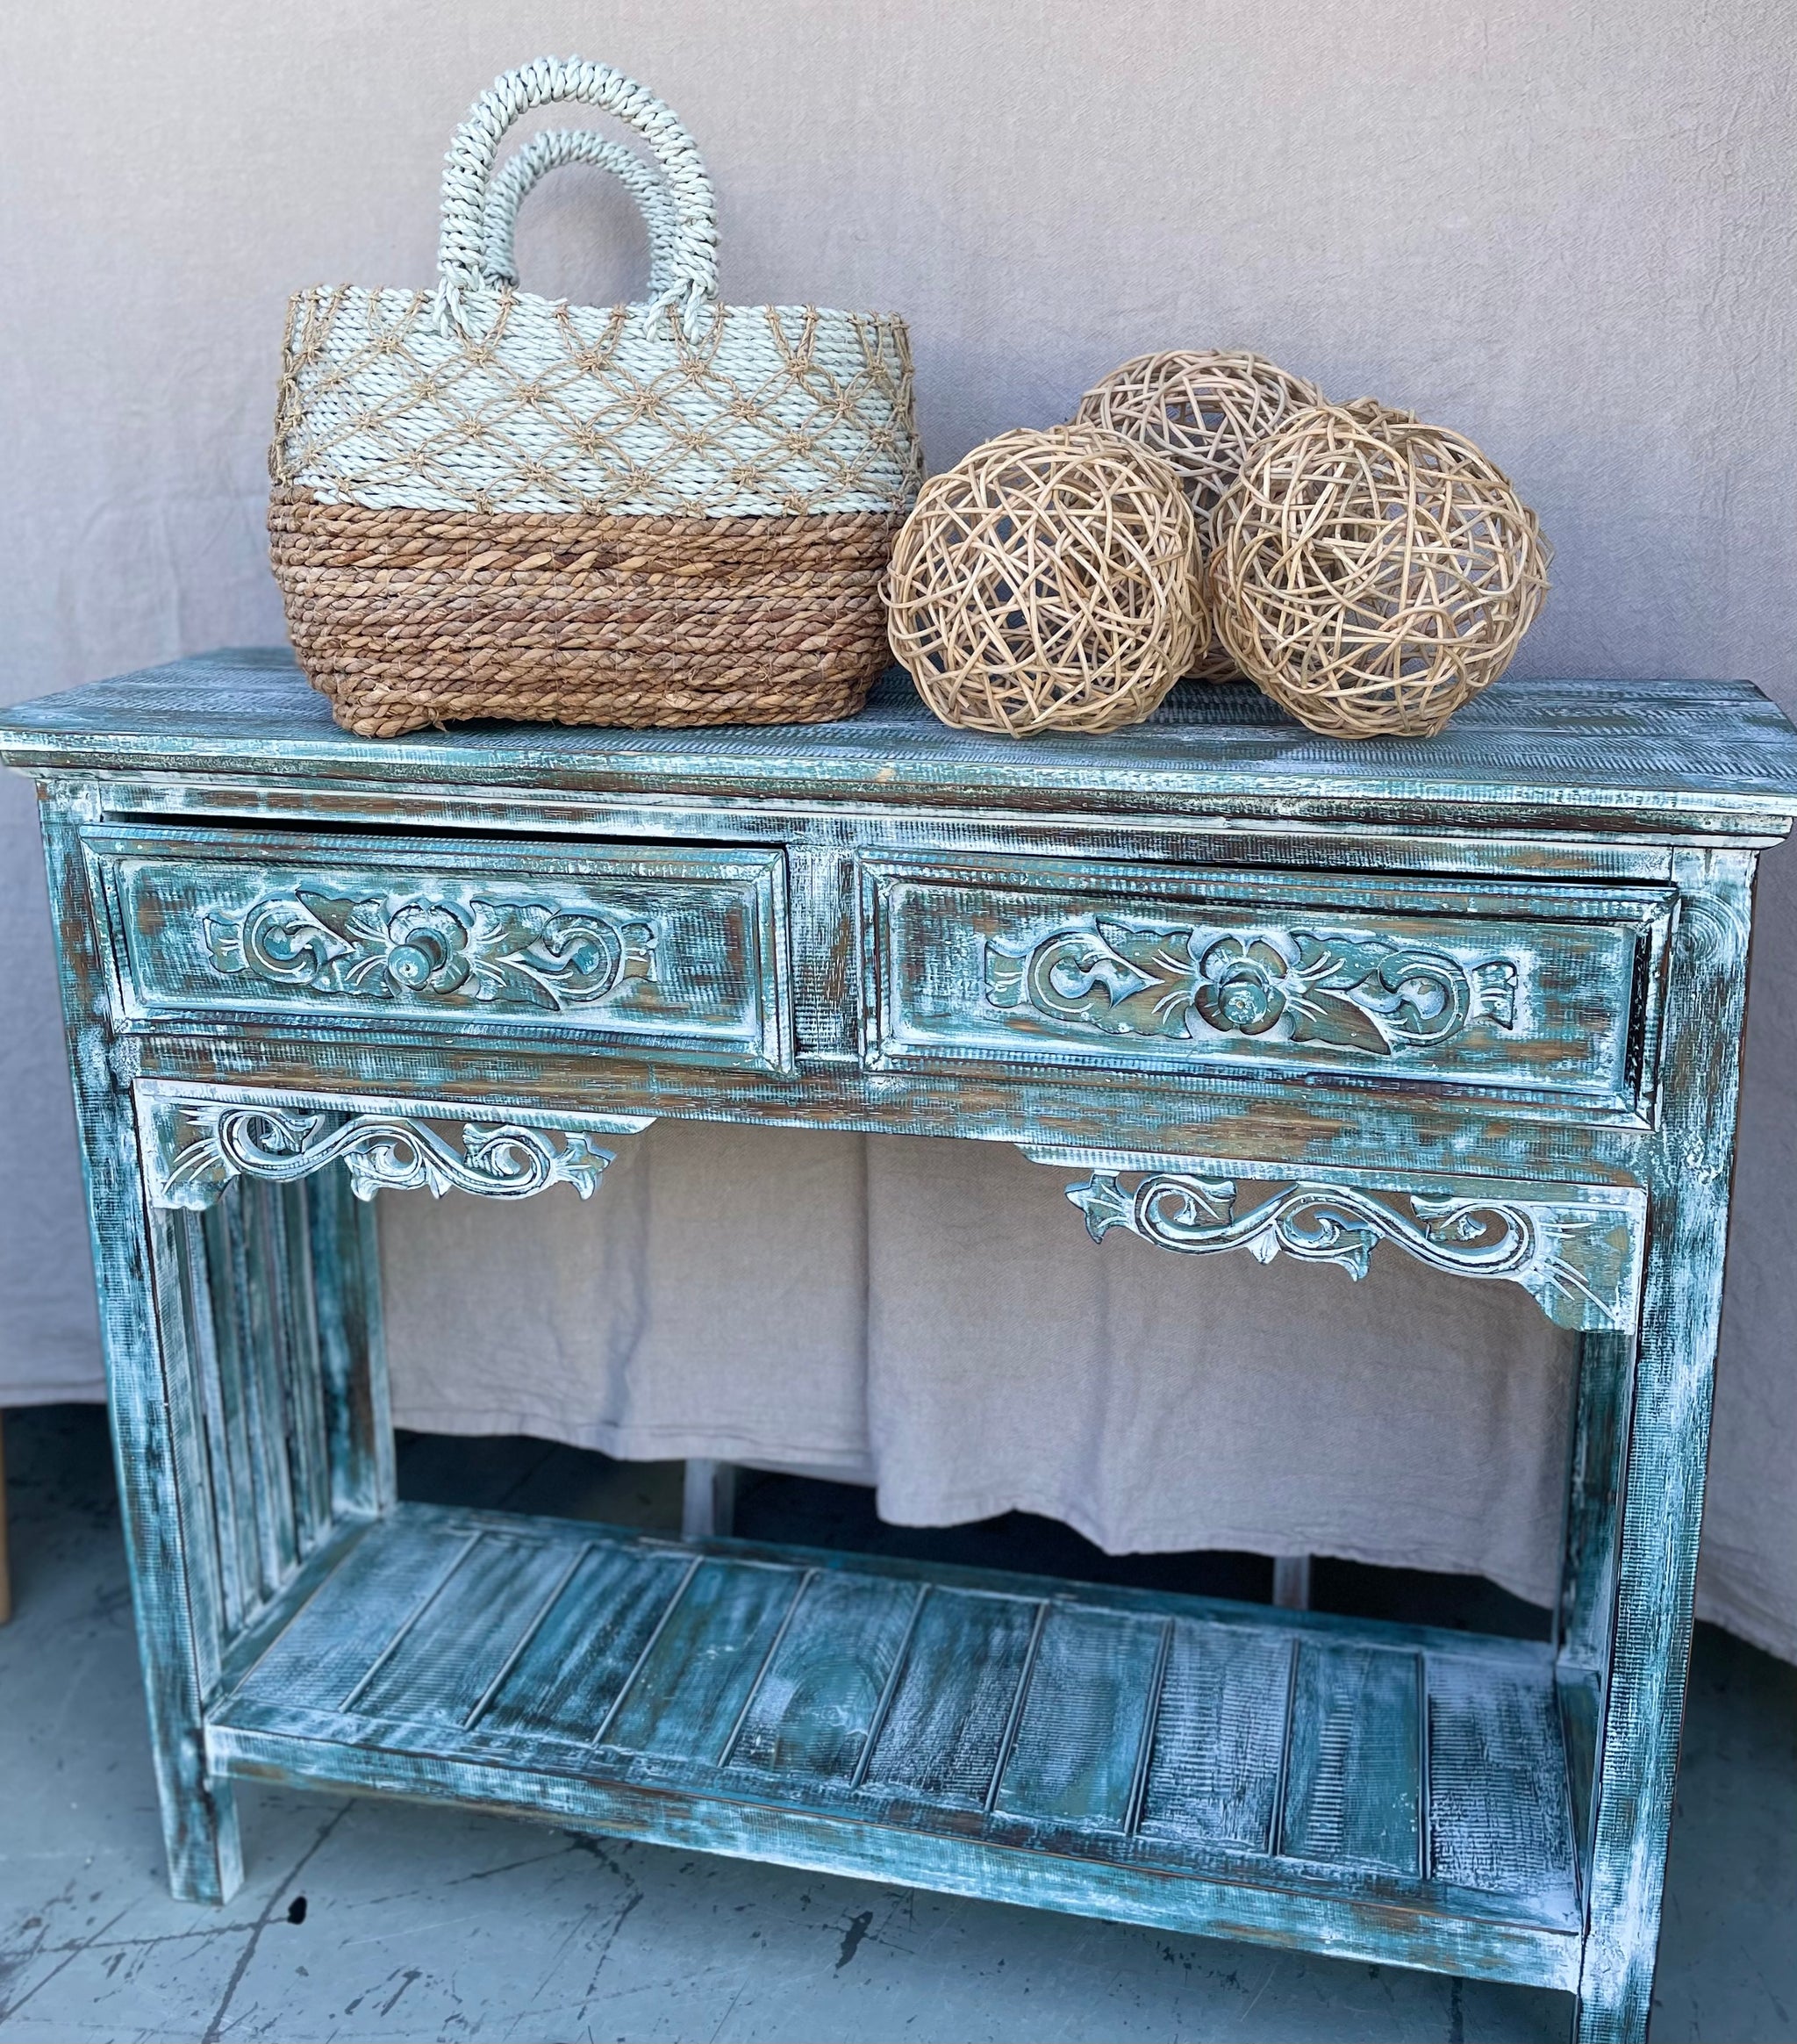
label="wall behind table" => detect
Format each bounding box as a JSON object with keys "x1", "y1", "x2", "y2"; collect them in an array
[{"x1": 4, "y1": 0, "x2": 1793, "y2": 1649}]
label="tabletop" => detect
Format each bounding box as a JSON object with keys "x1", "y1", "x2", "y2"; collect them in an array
[{"x1": 7, "y1": 649, "x2": 1797, "y2": 837}]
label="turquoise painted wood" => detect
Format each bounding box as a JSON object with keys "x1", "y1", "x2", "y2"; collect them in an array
[
  {"x1": 7, "y1": 652, "x2": 1797, "y2": 2043},
  {"x1": 89, "y1": 825, "x2": 790, "y2": 1069},
  {"x1": 208, "y1": 1504, "x2": 1585, "y2": 1984},
  {"x1": 863, "y1": 854, "x2": 1669, "y2": 1109}
]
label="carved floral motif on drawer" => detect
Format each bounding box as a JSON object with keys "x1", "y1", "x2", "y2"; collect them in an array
[
  {"x1": 88, "y1": 828, "x2": 791, "y2": 1069},
  {"x1": 863, "y1": 856, "x2": 1672, "y2": 1112},
  {"x1": 204, "y1": 887, "x2": 655, "y2": 1013},
  {"x1": 986, "y1": 917, "x2": 1517, "y2": 1057}
]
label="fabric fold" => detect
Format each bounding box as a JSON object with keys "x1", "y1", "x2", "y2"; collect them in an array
[{"x1": 384, "y1": 1122, "x2": 1574, "y2": 1608}]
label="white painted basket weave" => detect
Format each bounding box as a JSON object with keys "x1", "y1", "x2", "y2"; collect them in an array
[
  {"x1": 269, "y1": 59, "x2": 920, "y2": 735},
  {"x1": 270, "y1": 56, "x2": 921, "y2": 519},
  {"x1": 478, "y1": 128, "x2": 679, "y2": 297}
]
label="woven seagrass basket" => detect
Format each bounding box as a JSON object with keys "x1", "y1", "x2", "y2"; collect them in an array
[{"x1": 269, "y1": 58, "x2": 923, "y2": 736}]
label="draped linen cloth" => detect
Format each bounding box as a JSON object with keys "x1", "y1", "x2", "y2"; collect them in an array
[
  {"x1": 383, "y1": 1122, "x2": 1577, "y2": 1608},
  {"x1": 7, "y1": 0, "x2": 1797, "y2": 1667}
]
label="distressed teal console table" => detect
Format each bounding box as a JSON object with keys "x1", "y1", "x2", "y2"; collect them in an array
[{"x1": 7, "y1": 653, "x2": 1797, "y2": 2041}]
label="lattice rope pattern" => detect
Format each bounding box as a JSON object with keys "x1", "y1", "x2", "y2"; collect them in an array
[
  {"x1": 268, "y1": 57, "x2": 921, "y2": 733},
  {"x1": 1207, "y1": 400, "x2": 1550, "y2": 739},
  {"x1": 272, "y1": 293, "x2": 920, "y2": 520},
  {"x1": 884, "y1": 426, "x2": 1204, "y2": 735}
]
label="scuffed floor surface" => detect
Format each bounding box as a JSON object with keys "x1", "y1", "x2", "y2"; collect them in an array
[{"x1": 2, "y1": 1408, "x2": 1793, "y2": 2043}]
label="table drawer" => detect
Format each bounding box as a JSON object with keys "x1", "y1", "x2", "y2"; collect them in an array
[
  {"x1": 861, "y1": 856, "x2": 1672, "y2": 1111},
  {"x1": 89, "y1": 827, "x2": 791, "y2": 1071}
]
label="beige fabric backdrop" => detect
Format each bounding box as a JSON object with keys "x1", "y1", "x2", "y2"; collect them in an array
[
  {"x1": 382, "y1": 1128, "x2": 1579, "y2": 1606},
  {"x1": 3, "y1": 0, "x2": 1794, "y2": 1649}
]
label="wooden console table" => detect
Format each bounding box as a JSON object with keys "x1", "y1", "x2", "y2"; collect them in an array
[{"x1": 7, "y1": 653, "x2": 1795, "y2": 2041}]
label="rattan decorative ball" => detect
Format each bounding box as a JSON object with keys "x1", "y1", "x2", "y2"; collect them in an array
[
  {"x1": 884, "y1": 425, "x2": 1203, "y2": 735},
  {"x1": 1075, "y1": 349, "x2": 1326, "y2": 549},
  {"x1": 1207, "y1": 400, "x2": 1551, "y2": 739}
]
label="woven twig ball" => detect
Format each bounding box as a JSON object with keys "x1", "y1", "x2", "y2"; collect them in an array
[
  {"x1": 884, "y1": 425, "x2": 1203, "y2": 735},
  {"x1": 1076, "y1": 349, "x2": 1324, "y2": 683},
  {"x1": 1208, "y1": 400, "x2": 1551, "y2": 738},
  {"x1": 1076, "y1": 350, "x2": 1326, "y2": 548}
]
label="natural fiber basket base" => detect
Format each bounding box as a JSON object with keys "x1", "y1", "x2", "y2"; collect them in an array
[{"x1": 269, "y1": 491, "x2": 903, "y2": 737}]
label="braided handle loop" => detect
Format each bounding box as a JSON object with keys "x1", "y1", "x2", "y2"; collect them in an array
[
  {"x1": 480, "y1": 130, "x2": 678, "y2": 297},
  {"x1": 438, "y1": 57, "x2": 718, "y2": 334}
]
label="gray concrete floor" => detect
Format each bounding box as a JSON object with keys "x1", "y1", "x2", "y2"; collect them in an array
[{"x1": 1, "y1": 1406, "x2": 1793, "y2": 2043}]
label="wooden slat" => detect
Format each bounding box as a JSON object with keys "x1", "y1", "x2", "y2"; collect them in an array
[
  {"x1": 860, "y1": 1589, "x2": 1042, "y2": 1809},
  {"x1": 197, "y1": 1201, "x2": 264, "y2": 1620},
  {"x1": 727, "y1": 1570, "x2": 920, "y2": 1784},
  {"x1": 604, "y1": 1559, "x2": 803, "y2": 1761},
  {"x1": 1138, "y1": 1620, "x2": 1293, "y2": 1854},
  {"x1": 1280, "y1": 1640, "x2": 1423, "y2": 1876},
  {"x1": 179, "y1": 1209, "x2": 248, "y2": 1638},
  {"x1": 1559, "y1": 1670, "x2": 1600, "y2": 1874},
  {"x1": 211, "y1": 1507, "x2": 1583, "y2": 1974},
  {"x1": 232, "y1": 1181, "x2": 300, "y2": 1598},
  {"x1": 349, "y1": 1532, "x2": 588, "y2": 1726},
  {"x1": 233, "y1": 1516, "x2": 476, "y2": 1711},
  {"x1": 478, "y1": 1546, "x2": 694, "y2": 1745},
  {"x1": 1428, "y1": 1657, "x2": 1578, "y2": 1906},
  {"x1": 1558, "y1": 1330, "x2": 1632, "y2": 1672},
  {"x1": 992, "y1": 1605, "x2": 1163, "y2": 1832},
  {"x1": 273, "y1": 1183, "x2": 331, "y2": 1556},
  {"x1": 304, "y1": 1163, "x2": 392, "y2": 1522},
  {"x1": 186, "y1": 1183, "x2": 336, "y2": 1626}
]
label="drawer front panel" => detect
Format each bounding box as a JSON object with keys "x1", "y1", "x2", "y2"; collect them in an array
[
  {"x1": 95, "y1": 829, "x2": 790, "y2": 1070},
  {"x1": 863, "y1": 857, "x2": 1670, "y2": 1109}
]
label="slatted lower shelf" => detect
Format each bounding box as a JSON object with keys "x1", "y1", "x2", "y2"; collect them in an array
[{"x1": 207, "y1": 1505, "x2": 1585, "y2": 1990}]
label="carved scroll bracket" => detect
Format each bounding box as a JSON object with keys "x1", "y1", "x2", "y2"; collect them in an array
[
  {"x1": 1023, "y1": 1148, "x2": 1645, "y2": 1332},
  {"x1": 140, "y1": 1088, "x2": 655, "y2": 1212}
]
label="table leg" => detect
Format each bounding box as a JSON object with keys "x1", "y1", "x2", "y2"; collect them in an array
[
  {"x1": 1574, "y1": 850, "x2": 1753, "y2": 2042},
  {"x1": 1271, "y1": 1554, "x2": 1311, "y2": 1610},
  {"x1": 41, "y1": 804, "x2": 404, "y2": 1903},
  {"x1": 40, "y1": 798, "x2": 242, "y2": 1902},
  {"x1": 684, "y1": 1458, "x2": 736, "y2": 1539}
]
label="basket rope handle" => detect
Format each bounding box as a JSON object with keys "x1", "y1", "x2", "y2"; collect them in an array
[
  {"x1": 438, "y1": 56, "x2": 718, "y2": 335},
  {"x1": 479, "y1": 129, "x2": 678, "y2": 297}
]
